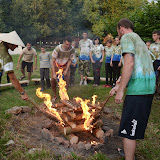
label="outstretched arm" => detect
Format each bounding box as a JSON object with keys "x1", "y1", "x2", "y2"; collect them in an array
[{"x1": 8, "y1": 72, "x2": 29, "y2": 101}]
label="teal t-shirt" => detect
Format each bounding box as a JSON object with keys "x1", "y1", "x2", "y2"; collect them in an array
[{"x1": 121, "y1": 32, "x2": 156, "y2": 95}]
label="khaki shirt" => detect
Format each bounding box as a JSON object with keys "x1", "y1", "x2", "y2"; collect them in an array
[
  {"x1": 22, "y1": 47, "x2": 37, "y2": 62},
  {"x1": 52, "y1": 44, "x2": 75, "y2": 65},
  {"x1": 0, "y1": 42, "x2": 13, "y2": 73}
]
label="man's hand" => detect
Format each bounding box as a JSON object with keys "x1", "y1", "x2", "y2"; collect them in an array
[
  {"x1": 109, "y1": 85, "x2": 119, "y2": 96},
  {"x1": 91, "y1": 60, "x2": 95, "y2": 63},
  {"x1": 99, "y1": 59, "x2": 103, "y2": 63},
  {"x1": 63, "y1": 69, "x2": 68, "y2": 76},
  {"x1": 21, "y1": 92, "x2": 29, "y2": 101},
  {"x1": 110, "y1": 62, "x2": 113, "y2": 67},
  {"x1": 118, "y1": 62, "x2": 121, "y2": 67},
  {"x1": 73, "y1": 63, "x2": 77, "y2": 67},
  {"x1": 53, "y1": 73, "x2": 57, "y2": 80},
  {"x1": 115, "y1": 90, "x2": 124, "y2": 104},
  {"x1": 157, "y1": 66, "x2": 160, "y2": 70},
  {"x1": 34, "y1": 66, "x2": 37, "y2": 70},
  {"x1": 16, "y1": 64, "x2": 19, "y2": 70}
]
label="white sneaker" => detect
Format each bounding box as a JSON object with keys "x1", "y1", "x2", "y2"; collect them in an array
[
  {"x1": 84, "y1": 81, "x2": 87, "y2": 85},
  {"x1": 79, "y1": 81, "x2": 83, "y2": 85}
]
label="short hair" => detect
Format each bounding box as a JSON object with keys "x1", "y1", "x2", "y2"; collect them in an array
[
  {"x1": 64, "y1": 36, "x2": 72, "y2": 43},
  {"x1": 26, "y1": 43, "x2": 31, "y2": 45},
  {"x1": 93, "y1": 36, "x2": 101, "y2": 44},
  {"x1": 115, "y1": 36, "x2": 120, "y2": 40},
  {"x1": 117, "y1": 18, "x2": 134, "y2": 31},
  {"x1": 41, "y1": 45, "x2": 46, "y2": 49},
  {"x1": 152, "y1": 30, "x2": 160, "y2": 35},
  {"x1": 83, "y1": 31, "x2": 88, "y2": 34},
  {"x1": 107, "y1": 39, "x2": 112, "y2": 44},
  {"x1": 146, "y1": 40, "x2": 152, "y2": 44}
]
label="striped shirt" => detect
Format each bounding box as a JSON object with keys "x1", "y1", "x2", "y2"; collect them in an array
[{"x1": 39, "y1": 52, "x2": 52, "y2": 68}]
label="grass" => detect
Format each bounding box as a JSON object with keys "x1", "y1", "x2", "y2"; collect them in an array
[{"x1": 0, "y1": 51, "x2": 160, "y2": 160}]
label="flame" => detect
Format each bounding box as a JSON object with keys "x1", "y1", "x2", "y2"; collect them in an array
[
  {"x1": 36, "y1": 88, "x2": 64, "y2": 126},
  {"x1": 56, "y1": 68, "x2": 69, "y2": 100},
  {"x1": 91, "y1": 141, "x2": 98, "y2": 145},
  {"x1": 75, "y1": 97, "x2": 94, "y2": 130},
  {"x1": 92, "y1": 95, "x2": 97, "y2": 105}
]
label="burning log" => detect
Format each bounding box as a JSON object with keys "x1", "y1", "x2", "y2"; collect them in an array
[
  {"x1": 68, "y1": 134, "x2": 79, "y2": 144},
  {"x1": 87, "y1": 103, "x2": 102, "y2": 110},
  {"x1": 93, "y1": 128, "x2": 104, "y2": 139},
  {"x1": 67, "y1": 112, "x2": 76, "y2": 119},
  {"x1": 67, "y1": 122, "x2": 77, "y2": 129},
  {"x1": 64, "y1": 124, "x2": 85, "y2": 135},
  {"x1": 93, "y1": 120, "x2": 103, "y2": 128},
  {"x1": 55, "y1": 103, "x2": 66, "y2": 108},
  {"x1": 60, "y1": 100, "x2": 76, "y2": 109}
]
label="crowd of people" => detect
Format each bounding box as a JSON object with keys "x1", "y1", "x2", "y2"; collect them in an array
[{"x1": 0, "y1": 18, "x2": 160, "y2": 160}]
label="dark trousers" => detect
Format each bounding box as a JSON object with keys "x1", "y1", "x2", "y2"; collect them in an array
[
  {"x1": 70, "y1": 67, "x2": 76, "y2": 85},
  {"x1": 92, "y1": 61, "x2": 102, "y2": 85},
  {"x1": 105, "y1": 63, "x2": 113, "y2": 85},
  {"x1": 40, "y1": 68, "x2": 51, "y2": 88},
  {"x1": 0, "y1": 74, "x2": 10, "y2": 84},
  {"x1": 113, "y1": 61, "x2": 121, "y2": 84}
]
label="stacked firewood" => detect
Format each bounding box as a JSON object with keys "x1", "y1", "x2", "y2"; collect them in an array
[{"x1": 41, "y1": 99, "x2": 104, "y2": 144}]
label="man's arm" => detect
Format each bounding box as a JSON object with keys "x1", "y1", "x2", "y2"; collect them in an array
[
  {"x1": 51, "y1": 58, "x2": 57, "y2": 79},
  {"x1": 110, "y1": 55, "x2": 113, "y2": 67},
  {"x1": 16, "y1": 54, "x2": 23, "y2": 69},
  {"x1": 8, "y1": 72, "x2": 28, "y2": 101},
  {"x1": 34, "y1": 55, "x2": 37, "y2": 70},
  {"x1": 115, "y1": 53, "x2": 134, "y2": 103},
  {"x1": 90, "y1": 51, "x2": 95, "y2": 63}
]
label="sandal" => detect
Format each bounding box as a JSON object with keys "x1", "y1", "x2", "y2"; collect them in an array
[
  {"x1": 19, "y1": 76, "x2": 25, "y2": 80},
  {"x1": 118, "y1": 148, "x2": 125, "y2": 157},
  {"x1": 52, "y1": 96, "x2": 57, "y2": 103}
]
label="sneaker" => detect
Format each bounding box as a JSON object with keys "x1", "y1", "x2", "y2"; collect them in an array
[
  {"x1": 40, "y1": 88, "x2": 44, "y2": 92},
  {"x1": 94, "y1": 84, "x2": 98, "y2": 87},
  {"x1": 102, "y1": 84, "x2": 107, "y2": 87},
  {"x1": 84, "y1": 81, "x2": 87, "y2": 85},
  {"x1": 106, "y1": 85, "x2": 111, "y2": 88},
  {"x1": 79, "y1": 81, "x2": 83, "y2": 85}
]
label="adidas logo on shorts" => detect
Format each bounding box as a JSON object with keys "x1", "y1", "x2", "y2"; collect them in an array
[{"x1": 121, "y1": 129, "x2": 127, "y2": 134}]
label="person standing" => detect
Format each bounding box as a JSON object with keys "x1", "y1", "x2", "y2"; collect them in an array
[
  {"x1": 70, "y1": 41, "x2": 79, "y2": 86},
  {"x1": 39, "y1": 46, "x2": 52, "y2": 91},
  {"x1": 51, "y1": 36, "x2": 75, "y2": 101},
  {"x1": 103, "y1": 39, "x2": 114, "y2": 88},
  {"x1": 110, "y1": 18, "x2": 156, "y2": 160},
  {"x1": 0, "y1": 31, "x2": 28, "y2": 100},
  {"x1": 78, "y1": 31, "x2": 93, "y2": 85},
  {"x1": 110, "y1": 36, "x2": 122, "y2": 87},
  {"x1": 17, "y1": 43, "x2": 37, "y2": 82},
  {"x1": 149, "y1": 30, "x2": 160, "y2": 99},
  {"x1": 90, "y1": 37, "x2": 104, "y2": 86}
]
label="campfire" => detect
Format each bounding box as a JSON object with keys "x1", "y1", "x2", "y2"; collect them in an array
[{"x1": 36, "y1": 68, "x2": 106, "y2": 145}]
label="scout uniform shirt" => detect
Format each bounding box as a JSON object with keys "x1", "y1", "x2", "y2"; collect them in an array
[
  {"x1": 52, "y1": 44, "x2": 75, "y2": 66},
  {"x1": 104, "y1": 46, "x2": 114, "y2": 63},
  {"x1": 91, "y1": 44, "x2": 104, "y2": 61},
  {"x1": 149, "y1": 43, "x2": 160, "y2": 60},
  {"x1": 121, "y1": 32, "x2": 156, "y2": 95},
  {"x1": 21, "y1": 47, "x2": 37, "y2": 62},
  {"x1": 79, "y1": 39, "x2": 93, "y2": 60},
  {"x1": 0, "y1": 42, "x2": 14, "y2": 73}
]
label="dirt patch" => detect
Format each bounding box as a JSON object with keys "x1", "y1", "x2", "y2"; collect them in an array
[{"x1": 7, "y1": 107, "x2": 123, "y2": 159}]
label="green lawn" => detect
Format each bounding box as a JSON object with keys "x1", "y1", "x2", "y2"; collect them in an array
[{"x1": 0, "y1": 52, "x2": 160, "y2": 160}]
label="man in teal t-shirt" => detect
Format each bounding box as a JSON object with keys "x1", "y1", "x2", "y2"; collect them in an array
[{"x1": 110, "y1": 18, "x2": 156, "y2": 160}]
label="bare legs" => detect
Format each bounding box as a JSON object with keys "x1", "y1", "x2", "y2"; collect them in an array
[{"x1": 123, "y1": 138, "x2": 136, "y2": 160}]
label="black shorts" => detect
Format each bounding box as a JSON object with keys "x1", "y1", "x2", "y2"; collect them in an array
[
  {"x1": 118, "y1": 94, "x2": 153, "y2": 140},
  {"x1": 21, "y1": 61, "x2": 33, "y2": 72}
]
